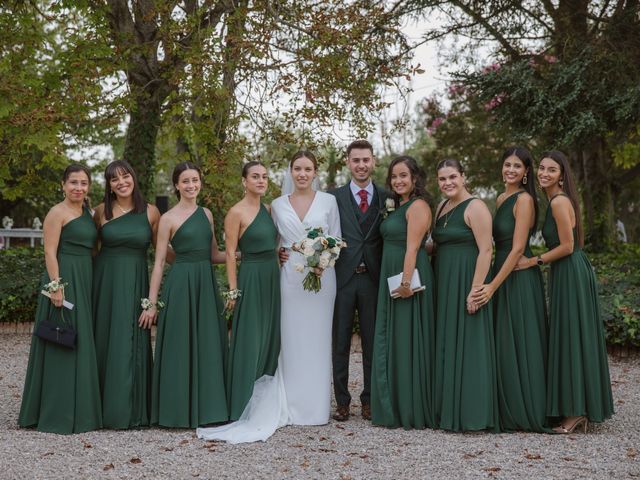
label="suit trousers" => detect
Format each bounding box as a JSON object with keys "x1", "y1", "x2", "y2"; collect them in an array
[{"x1": 332, "y1": 270, "x2": 377, "y2": 407}]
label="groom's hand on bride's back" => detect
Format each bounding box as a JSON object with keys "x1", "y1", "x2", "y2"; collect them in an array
[{"x1": 278, "y1": 247, "x2": 290, "y2": 266}]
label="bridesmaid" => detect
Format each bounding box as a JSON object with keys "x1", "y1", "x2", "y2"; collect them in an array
[
  {"x1": 371, "y1": 156, "x2": 435, "y2": 429},
  {"x1": 432, "y1": 159, "x2": 498, "y2": 432},
  {"x1": 516, "y1": 150, "x2": 613, "y2": 433},
  {"x1": 142, "y1": 161, "x2": 229, "y2": 428},
  {"x1": 19, "y1": 164, "x2": 102, "y2": 434},
  {"x1": 471, "y1": 147, "x2": 549, "y2": 432},
  {"x1": 92, "y1": 160, "x2": 161, "y2": 428},
  {"x1": 225, "y1": 161, "x2": 280, "y2": 420}
]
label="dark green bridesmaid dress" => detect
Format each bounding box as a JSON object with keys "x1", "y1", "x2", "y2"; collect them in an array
[
  {"x1": 371, "y1": 199, "x2": 436, "y2": 429},
  {"x1": 19, "y1": 207, "x2": 102, "y2": 434},
  {"x1": 432, "y1": 198, "x2": 499, "y2": 432},
  {"x1": 151, "y1": 207, "x2": 229, "y2": 427},
  {"x1": 493, "y1": 192, "x2": 549, "y2": 432},
  {"x1": 93, "y1": 209, "x2": 152, "y2": 428},
  {"x1": 227, "y1": 204, "x2": 280, "y2": 420},
  {"x1": 543, "y1": 194, "x2": 614, "y2": 423}
]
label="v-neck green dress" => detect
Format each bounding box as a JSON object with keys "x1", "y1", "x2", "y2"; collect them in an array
[
  {"x1": 19, "y1": 207, "x2": 102, "y2": 434},
  {"x1": 227, "y1": 204, "x2": 280, "y2": 421},
  {"x1": 151, "y1": 207, "x2": 229, "y2": 427},
  {"x1": 432, "y1": 198, "x2": 499, "y2": 432},
  {"x1": 93, "y1": 209, "x2": 153, "y2": 428},
  {"x1": 543, "y1": 194, "x2": 613, "y2": 423},
  {"x1": 493, "y1": 192, "x2": 549, "y2": 432},
  {"x1": 371, "y1": 198, "x2": 436, "y2": 429}
]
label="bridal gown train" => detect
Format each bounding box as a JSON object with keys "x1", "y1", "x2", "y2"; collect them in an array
[{"x1": 197, "y1": 191, "x2": 341, "y2": 443}]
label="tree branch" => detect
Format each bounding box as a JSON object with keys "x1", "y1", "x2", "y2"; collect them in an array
[{"x1": 449, "y1": 0, "x2": 521, "y2": 58}]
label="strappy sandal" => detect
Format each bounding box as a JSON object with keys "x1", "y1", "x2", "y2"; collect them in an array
[{"x1": 553, "y1": 416, "x2": 588, "y2": 434}]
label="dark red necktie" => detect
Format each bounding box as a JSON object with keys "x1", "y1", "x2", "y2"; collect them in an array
[{"x1": 358, "y1": 189, "x2": 369, "y2": 213}]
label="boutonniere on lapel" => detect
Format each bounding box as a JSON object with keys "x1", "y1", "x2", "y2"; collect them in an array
[{"x1": 382, "y1": 198, "x2": 396, "y2": 219}]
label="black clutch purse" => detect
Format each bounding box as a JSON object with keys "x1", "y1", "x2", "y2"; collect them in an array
[{"x1": 34, "y1": 316, "x2": 77, "y2": 349}]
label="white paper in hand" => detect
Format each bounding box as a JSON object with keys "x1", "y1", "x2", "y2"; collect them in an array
[
  {"x1": 41, "y1": 290, "x2": 75, "y2": 310},
  {"x1": 387, "y1": 269, "x2": 426, "y2": 298}
]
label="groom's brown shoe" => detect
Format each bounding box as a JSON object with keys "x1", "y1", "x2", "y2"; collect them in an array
[
  {"x1": 333, "y1": 405, "x2": 350, "y2": 421},
  {"x1": 361, "y1": 404, "x2": 371, "y2": 421}
]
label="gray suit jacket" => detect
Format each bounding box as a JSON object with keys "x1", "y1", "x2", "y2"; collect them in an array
[{"x1": 329, "y1": 183, "x2": 388, "y2": 289}]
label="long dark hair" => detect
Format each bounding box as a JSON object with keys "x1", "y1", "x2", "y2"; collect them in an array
[
  {"x1": 172, "y1": 161, "x2": 202, "y2": 199},
  {"x1": 62, "y1": 163, "x2": 92, "y2": 209},
  {"x1": 541, "y1": 150, "x2": 583, "y2": 247},
  {"x1": 386, "y1": 155, "x2": 429, "y2": 205},
  {"x1": 501, "y1": 146, "x2": 539, "y2": 228},
  {"x1": 102, "y1": 160, "x2": 146, "y2": 220}
]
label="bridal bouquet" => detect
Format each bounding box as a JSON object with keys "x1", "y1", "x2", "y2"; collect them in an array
[{"x1": 291, "y1": 227, "x2": 347, "y2": 293}]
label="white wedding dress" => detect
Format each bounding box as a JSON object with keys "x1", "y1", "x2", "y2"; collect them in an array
[{"x1": 197, "y1": 191, "x2": 341, "y2": 443}]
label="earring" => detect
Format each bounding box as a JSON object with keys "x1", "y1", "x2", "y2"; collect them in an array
[
  {"x1": 522, "y1": 175, "x2": 528, "y2": 185},
  {"x1": 559, "y1": 179, "x2": 564, "y2": 187},
  {"x1": 503, "y1": 176, "x2": 507, "y2": 184}
]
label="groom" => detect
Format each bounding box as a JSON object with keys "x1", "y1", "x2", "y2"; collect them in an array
[{"x1": 329, "y1": 140, "x2": 387, "y2": 421}]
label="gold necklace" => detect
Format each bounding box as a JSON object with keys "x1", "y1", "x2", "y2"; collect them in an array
[
  {"x1": 115, "y1": 202, "x2": 132, "y2": 214},
  {"x1": 443, "y1": 201, "x2": 460, "y2": 228}
]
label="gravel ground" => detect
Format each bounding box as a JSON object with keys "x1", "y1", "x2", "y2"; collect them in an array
[{"x1": 0, "y1": 333, "x2": 638, "y2": 480}]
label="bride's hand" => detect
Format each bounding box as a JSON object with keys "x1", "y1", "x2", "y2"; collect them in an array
[{"x1": 312, "y1": 267, "x2": 324, "y2": 277}]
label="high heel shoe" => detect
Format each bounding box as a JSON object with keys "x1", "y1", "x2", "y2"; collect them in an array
[{"x1": 553, "y1": 416, "x2": 588, "y2": 434}]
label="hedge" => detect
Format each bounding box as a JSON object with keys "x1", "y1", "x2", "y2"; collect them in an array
[{"x1": 1, "y1": 244, "x2": 638, "y2": 348}]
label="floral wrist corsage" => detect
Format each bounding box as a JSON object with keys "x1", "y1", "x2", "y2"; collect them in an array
[
  {"x1": 141, "y1": 298, "x2": 165, "y2": 311},
  {"x1": 43, "y1": 278, "x2": 67, "y2": 293},
  {"x1": 222, "y1": 288, "x2": 242, "y2": 301}
]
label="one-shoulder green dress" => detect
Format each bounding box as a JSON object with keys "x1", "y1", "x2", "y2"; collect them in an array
[
  {"x1": 432, "y1": 198, "x2": 499, "y2": 432},
  {"x1": 151, "y1": 207, "x2": 229, "y2": 427},
  {"x1": 493, "y1": 192, "x2": 549, "y2": 432},
  {"x1": 19, "y1": 207, "x2": 102, "y2": 434},
  {"x1": 227, "y1": 204, "x2": 280, "y2": 420},
  {"x1": 93, "y1": 209, "x2": 153, "y2": 428},
  {"x1": 543, "y1": 195, "x2": 613, "y2": 423},
  {"x1": 371, "y1": 198, "x2": 436, "y2": 429}
]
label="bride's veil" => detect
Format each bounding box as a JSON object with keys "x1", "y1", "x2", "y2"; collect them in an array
[{"x1": 281, "y1": 162, "x2": 321, "y2": 195}]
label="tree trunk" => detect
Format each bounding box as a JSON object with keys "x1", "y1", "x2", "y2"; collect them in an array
[
  {"x1": 572, "y1": 138, "x2": 615, "y2": 252},
  {"x1": 122, "y1": 92, "x2": 162, "y2": 199}
]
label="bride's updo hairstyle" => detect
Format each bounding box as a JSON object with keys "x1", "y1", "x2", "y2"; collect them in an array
[
  {"x1": 290, "y1": 150, "x2": 318, "y2": 170},
  {"x1": 172, "y1": 161, "x2": 202, "y2": 199}
]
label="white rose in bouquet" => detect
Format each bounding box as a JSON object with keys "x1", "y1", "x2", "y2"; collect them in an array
[
  {"x1": 291, "y1": 227, "x2": 347, "y2": 293},
  {"x1": 318, "y1": 252, "x2": 331, "y2": 269},
  {"x1": 303, "y1": 242, "x2": 316, "y2": 257}
]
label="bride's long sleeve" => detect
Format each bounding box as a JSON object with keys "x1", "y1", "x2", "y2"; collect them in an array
[{"x1": 328, "y1": 195, "x2": 342, "y2": 238}]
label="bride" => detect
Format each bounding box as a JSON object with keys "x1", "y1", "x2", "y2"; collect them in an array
[{"x1": 197, "y1": 150, "x2": 341, "y2": 443}]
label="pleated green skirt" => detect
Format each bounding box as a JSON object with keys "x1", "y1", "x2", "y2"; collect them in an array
[
  {"x1": 93, "y1": 249, "x2": 152, "y2": 428},
  {"x1": 371, "y1": 242, "x2": 435, "y2": 429},
  {"x1": 494, "y1": 251, "x2": 550, "y2": 432},
  {"x1": 151, "y1": 259, "x2": 229, "y2": 428},
  {"x1": 227, "y1": 251, "x2": 280, "y2": 420},
  {"x1": 546, "y1": 250, "x2": 614, "y2": 422},
  {"x1": 19, "y1": 255, "x2": 102, "y2": 434},
  {"x1": 434, "y1": 244, "x2": 499, "y2": 432}
]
